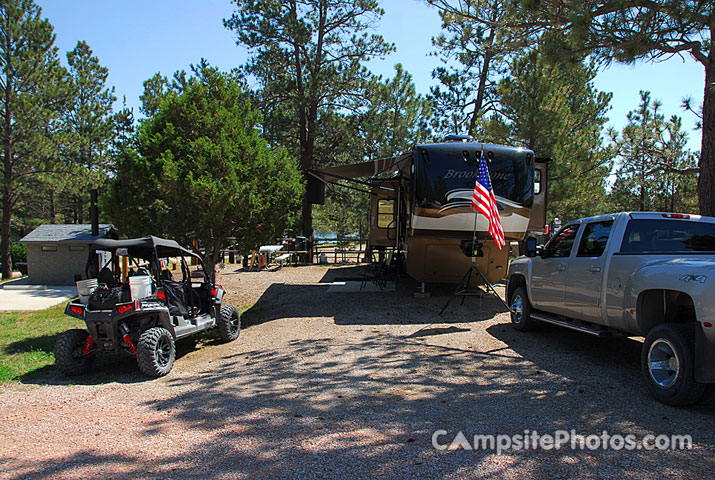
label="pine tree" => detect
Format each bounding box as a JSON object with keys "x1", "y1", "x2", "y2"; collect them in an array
[
  {"x1": 0, "y1": 0, "x2": 65, "y2": 279},
  {"x1": 482, "y1": 48, "x2": 613, "y2": 221},
  {"x1": 108, "y1": 65, "x2": 304, "y2": 281},
  {"x1": 427, "y1": 0, "x2": 537, "y2": 136},
  {"x1": 513, "y1": 0, "x2": 715, "y2": 215},
  {"x1": 61, "y1": 40, "x2": 116, "y2": 223},
  {"x1": 224, "y1": 0, "x2": 393, "y2": 235}
]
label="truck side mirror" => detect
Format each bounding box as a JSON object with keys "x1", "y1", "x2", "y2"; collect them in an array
[{"x1": 526, "y1": 237, "x2": 537, "y2": 257}]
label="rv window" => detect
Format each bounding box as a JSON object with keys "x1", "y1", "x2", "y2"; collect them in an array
[
  {"x1": 534, "y1": 169, "x2": 542, "y2": 195},
  {"x1": 377, "y1": 199, "x2": 395, "y2": 229}
]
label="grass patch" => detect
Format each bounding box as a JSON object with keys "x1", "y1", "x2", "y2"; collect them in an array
[
  {"x1": 0, "y1": 303, "x2": 259, "y2": 384},
  {"x1": 0, "y1": 274, "x2": 25, "y2": 284},
  {"x1": 0, "y1": 304, "x2": 83, "y2": 384}
]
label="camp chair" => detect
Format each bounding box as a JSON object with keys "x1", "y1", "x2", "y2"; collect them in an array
[{"x1": 361, "y1": 251, "x2": 395, "y2": 290}]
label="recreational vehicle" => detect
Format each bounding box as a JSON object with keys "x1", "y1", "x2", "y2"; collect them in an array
[{"x1": 309, "y1": 137, "x2": 548, "y2": 284}]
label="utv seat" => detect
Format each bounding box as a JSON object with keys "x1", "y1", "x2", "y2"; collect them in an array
[{"x1": 97, "y1": 267, "x2": 115, "y2": 286}]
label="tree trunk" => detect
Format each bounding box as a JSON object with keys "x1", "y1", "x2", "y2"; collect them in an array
[
  {"x1": 204, "y1": 254, "x2": 216, "y2": 285},
  {"x1": 2, "y1": 68, "x2": 12, "y2": 280},
  {"x1": 468, "y1": 31, "x2": 494, "y2": 137},
  {"x1": 49, "y1": 189, "x2": 56, "y2": 224},
  {"x1": 699, "y1": 54, "x2": 715, "y2": 216},
  {"x1": 1, "y1": 192, "x2": 11, "y2": 280}
]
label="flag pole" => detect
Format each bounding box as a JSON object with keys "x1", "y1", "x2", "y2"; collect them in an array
[{"x1": 470, "y1": 146, "x2": 483, "y2": 268}]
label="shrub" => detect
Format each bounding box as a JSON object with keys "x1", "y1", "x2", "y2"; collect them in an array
[{"x1": 10, "y1": 243, "x2": 26, "y2": 265}]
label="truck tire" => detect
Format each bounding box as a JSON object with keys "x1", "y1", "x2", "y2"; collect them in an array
[
  {"x1": 641, "y1": 323, "x2": 706, "y2": 405},
  {"x1": 54, "y1": 329, "x2": 95, "y2": 376},
  {"x1": 509, "y1": 286, "x2": 536, "y2": 332},
  {"x1": 137, "y1": 327, "x2": 175, "y2": 377},
  {"x1": 218, "y1": 305, "x2": 241, "y2": 342}
]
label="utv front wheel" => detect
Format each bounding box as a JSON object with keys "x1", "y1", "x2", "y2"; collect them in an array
[
  {"x1": 137, "y1": 327, "x2": 175, "y2": 377},
  {"x1": 55, "y1": 329, "x2": 95, "y2": 376},
  {"x1": 218, "y1": 305, "x2": 241, "y2": 342}
]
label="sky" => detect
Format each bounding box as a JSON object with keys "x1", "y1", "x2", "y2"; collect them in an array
[{"x1": 37, "y1": 0, "x2": 704, "y2": 151}]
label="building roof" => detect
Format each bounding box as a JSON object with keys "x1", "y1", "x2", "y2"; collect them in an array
[{"x1": 21, "y1": 224, "x2": 117, "y2": 244}]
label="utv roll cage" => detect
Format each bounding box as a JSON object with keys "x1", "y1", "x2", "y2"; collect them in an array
[{"x1": 86, "y1": 235, "x2": 209, "y2": 317}]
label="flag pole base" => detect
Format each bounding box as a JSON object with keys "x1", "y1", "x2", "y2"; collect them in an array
[{"x1": 438, "y1": 263, "x2": 511, "y2": 316}]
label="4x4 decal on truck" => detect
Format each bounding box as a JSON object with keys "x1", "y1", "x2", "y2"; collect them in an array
[{"x1": 679, "y1": 274, "x2": 707, "y2": 283}]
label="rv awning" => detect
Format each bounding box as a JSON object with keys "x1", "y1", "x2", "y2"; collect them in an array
[{"x1": 309, "y1": 153, "x2": 412, "y2": 181}]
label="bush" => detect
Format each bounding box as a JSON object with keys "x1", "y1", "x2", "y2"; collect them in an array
[{"x1": 10, "y1": 243, "x2": 26, "y2": 265}]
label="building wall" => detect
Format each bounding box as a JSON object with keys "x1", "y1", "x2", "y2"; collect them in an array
[{"x1": 26, "y1": 243, "x2": 90, "y2": 285}]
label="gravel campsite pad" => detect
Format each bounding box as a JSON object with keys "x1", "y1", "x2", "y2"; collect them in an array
[{"x1": 1, "y1": 265, "x2": 713, "y2": 479}]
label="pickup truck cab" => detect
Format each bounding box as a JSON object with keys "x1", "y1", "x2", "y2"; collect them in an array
[{"x1": 507, "y1": 212, "x2": 715, "y2": 405}]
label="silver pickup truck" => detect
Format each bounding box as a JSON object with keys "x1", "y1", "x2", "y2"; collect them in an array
[{"x1": 507, "y1": 212, "x2": 715, "y2": 405}]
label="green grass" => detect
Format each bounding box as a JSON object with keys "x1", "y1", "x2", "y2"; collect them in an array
[
  {"x1": 0, "y1": 274, "x2": 25, "y2": 284},
  {"x1": 0, "y1": 302, "x2": 259, "y2": 384},
  {"x1": 0, "y1": 304, "x2": 83, "y2": 384}
]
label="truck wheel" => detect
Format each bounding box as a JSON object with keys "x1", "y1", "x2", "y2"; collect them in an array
[
  {"x1": 509, "y1": 286, "x2": 536, "y2": 332},
  {"x1": 54, "y1": 329, "x2": 95, "y2": 376},
  {"x1": 218, "y1": 305, "x2": 241, "y2": 342},
  {"x1": 641, "y1": 323, "x2": 706, "y2": 405},
  {"x1": 137, "y1": 327, "x2": 175, "y2": 377}
]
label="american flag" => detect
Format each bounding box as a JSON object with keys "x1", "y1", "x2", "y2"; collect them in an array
[{"x1": 472, "y1": 152, "x2": 506, "y2": 250}]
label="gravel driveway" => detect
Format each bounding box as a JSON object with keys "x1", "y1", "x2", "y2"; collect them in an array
[{"x1": 1, "y1": 265, "x2": 713, "y2": 479}]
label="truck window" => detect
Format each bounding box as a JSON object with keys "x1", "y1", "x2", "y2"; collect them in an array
[
  {"x1": 621, "y1": 219, "x2": 715, "y2": 253},
  {"x1": 577, "y1": 220, "x2": 613, "y2": 257},
  {"x1": 547, "y1": 224, "x2": 579, "y2": 257}
]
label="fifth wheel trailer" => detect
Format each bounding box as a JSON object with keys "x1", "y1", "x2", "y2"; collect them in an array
[{"x1": 309, "y1": 138, "x2": 549, "y2": 284}]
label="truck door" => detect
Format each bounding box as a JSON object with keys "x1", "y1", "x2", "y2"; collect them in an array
[
  {"x1": 564, "y1": 219, "x2": 614, "y2": 322},
  {"x1": 530, "y1": 224, "x2": 580, "y2": 315}
]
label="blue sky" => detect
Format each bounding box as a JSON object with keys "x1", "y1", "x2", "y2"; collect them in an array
[{"x1": 38, "y1": 0, "x2": 704, "y2": 151}]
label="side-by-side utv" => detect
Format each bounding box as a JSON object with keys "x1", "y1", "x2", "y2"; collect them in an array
[{"x1": 55, "y1": 236, "x2": 240, "y2": 377}]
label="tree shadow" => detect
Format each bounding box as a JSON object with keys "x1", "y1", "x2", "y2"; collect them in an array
[
  {"x1": 4, "y1": 334, "x2": 57, "y2": 355},
  {"x1": 10, "y1": 329, "x2": 714, "y2": 479},
  {"x1": 16, "y1": 333, "x2": 214, "y2": 386},
  {"x1": 245, "y1": 275, "x2": 508, "y2": 328},
  {"x1": 6, "y1": 266, "x2": 714, "y2": 478}
]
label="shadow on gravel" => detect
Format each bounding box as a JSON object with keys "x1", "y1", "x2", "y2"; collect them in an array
[
  {"x1": 17, "y1": 336, "x2": 207, "y2": 386},
  {"x1": 244, "y1": 277, "x2": 509, "y2": 328},
  {"x1": 8, "y1": 266, "x2": 715, "y2": 479},
  {"x1": 14, "y1": 331, "x2": 713, "y2": 479},
  {"x1": 1, "y1": 452, "x2": 138, "y2": 480}
]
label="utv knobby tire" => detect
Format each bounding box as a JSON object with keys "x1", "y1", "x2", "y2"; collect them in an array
[
  {"x1": 641, "y1": 323, "x2": 706, "y2": 406},
  {"x1": 137, "y1": 327, "x2": 175, "y2": 377},
  {"x1": 218, "y1": 305, "x2": 241, "y2": 342},
  {"x1": 54, "y1": 329, "x2": 95, "y2": 376}
]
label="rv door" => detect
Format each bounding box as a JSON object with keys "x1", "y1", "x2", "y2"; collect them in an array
[
  {"x1": 527, "y1": 159, "x2": 549, "y2": 233},
  {"x1": 368, "y1": 180, "x2": 400, "y2": 249}
]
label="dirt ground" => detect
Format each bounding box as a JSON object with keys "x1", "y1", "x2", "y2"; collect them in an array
[{"x1": 0, "y1": 265, "x2": 713, "y2": 479}]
